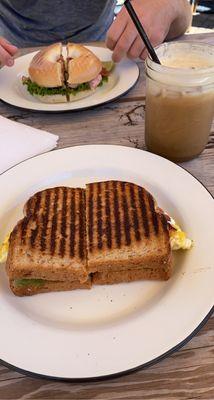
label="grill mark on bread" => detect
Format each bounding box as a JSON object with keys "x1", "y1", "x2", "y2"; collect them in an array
[
  {"x1": 160, "y1": 212, "x2": 169, "y2": 233},
  {"x1": 78, "y1": 189, "x2": 85, "y2": 260},
  {"x1": 97, "y1": 182, "x2": 103, "y2": 250},
  {"x1": 88, "y1": 184, "x2": 94, "y2": 252},
  {"x1": 113, "y1": 181, "x2": 121, "y2": 248},
  {"x1": 26, "y1": 198, "x2": 33, "y2": 216},
  {"x1": 120, "y1": 182, "x2": 131, "y2": 246},
  {"x1": 105, "y1": 181, "x2": 112, "y2": 249},
  {"x1": 50, "y1": 188, "x2": 59, "y2": 255},
  {"x1": 70, "y1": 189, "x2": 76, "y2": 258},
  {"x1": 138, "y1": 187, "x2": 150, "y2": 238},
  {"x1": 21, "y1": 217, "x2": 30, "y2": 244},
  {"x1": 28, "y1": 191, "x2": 49, "y2": 248},
  {"x1": 40, "y1": 190, "x2": 51, "y2": 252},
  {"x1": 147, "y1": 193, "x2": 159, "y2": 235},
  {"x1": 129, "y1": 184, "x2": 141, "y2": 241},
  {"x1": 34, "y1": 192, "x2": 42, "y2": 216},
  {"x1": 59, "y1": 187, "x2": 67, "y2": 257},
  {"x1": 30, "y1": 220, "x2": 39, "y2": 248}
]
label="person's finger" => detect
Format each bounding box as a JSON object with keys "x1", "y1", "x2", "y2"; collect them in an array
[
  {"x1": 139, "y1": 31, "x2": 164, "y2": 61},
  {"x1": 111, "y1": 23, "x2": 138, "y2": 62},
  {"x1": 4, "y1": 42, "x2": 18, "y2": 56},
  {"x1": 106, "y1": 12, "x2": 127, "y2": 51},
  {"x1": 0, "y1": 45, "x2": 14, "y2": 66},
  {"x1": 140, "y1": 48, "x2": 148, "y2": 60},
  {"x1": 127, "y1": 36, "x2": 145, "y2": 60},
  {"x1": 0, "y1": 37, "x2": 18, "y2": 56}
]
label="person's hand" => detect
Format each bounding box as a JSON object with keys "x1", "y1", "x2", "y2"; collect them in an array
[
  {"x1": 106, "y1": 0, "x2": 176, "y2": 62},
  {"x1": 0, "y1": 37, "x2": 18, "y2": 67}
]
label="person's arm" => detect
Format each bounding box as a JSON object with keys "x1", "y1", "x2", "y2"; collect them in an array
[
  {"x1": 106, "y1": 0, "x2": 192, "y2": 62},
  {"x1": 0, "y1": 37, "x2": 18, "y2": 66}
]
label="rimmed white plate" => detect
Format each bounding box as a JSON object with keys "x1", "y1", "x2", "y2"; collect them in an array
[
  {"x1": 0, "y1": 46, "x2": 139, "y2": 112},
  {"x1": 0, "y1": 145, "x2": 213, "y2": 380}
]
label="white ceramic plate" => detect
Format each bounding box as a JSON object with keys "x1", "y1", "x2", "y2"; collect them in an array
[
  {"x1": 0, "y1": 145, "x2": 213, "y2": 380},
  {"x1": 0, "y1": 46, "x2": 139, "y2": 112}
]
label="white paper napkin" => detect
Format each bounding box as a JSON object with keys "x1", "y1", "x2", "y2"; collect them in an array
[{"x1": 0, "y1": 116, "x2": 59, "y2": 174}]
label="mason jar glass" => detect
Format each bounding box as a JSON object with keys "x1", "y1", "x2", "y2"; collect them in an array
[{"x1": 145, "y1": 42, "x2": 214, "y2": 162}]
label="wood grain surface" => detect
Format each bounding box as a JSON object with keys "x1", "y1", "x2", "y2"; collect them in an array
[{"x1": 0, "y1": 33, "x2": 213, "y2": 400}]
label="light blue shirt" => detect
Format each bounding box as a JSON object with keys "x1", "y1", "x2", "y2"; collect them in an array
[{"x1": 0, "y1": 0, "x2": 116, "y2": 47}]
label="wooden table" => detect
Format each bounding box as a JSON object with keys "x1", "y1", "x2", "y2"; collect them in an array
[{"x1": 0, "y1": 33, "x2": 213, "y2": 400}]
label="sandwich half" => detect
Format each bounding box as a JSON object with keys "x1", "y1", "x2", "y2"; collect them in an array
[
  {"x1": 66, "y1": 43, "x2": 103, "y2": 102},
  {"x1": 6, "y1": 186, "x2": 91, "y2": 296},
  {"x1": 22, "y1": 42, "x2": 110, "y2": 103},
  {"x1": 23, "y1": 43, "x2": 67, "y2": 103},
  {"x1": 85, "y1": 181, "x2": 172, "y2": 284}
]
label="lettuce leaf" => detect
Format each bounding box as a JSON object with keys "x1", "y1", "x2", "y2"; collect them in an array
[{"x1": 22, "y1": 76, "x2": 108, "y2": 97}]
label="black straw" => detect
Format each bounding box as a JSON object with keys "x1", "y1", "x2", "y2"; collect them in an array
[{"x1": 124, "y1": 0, "x2": 161, "y2": 64}]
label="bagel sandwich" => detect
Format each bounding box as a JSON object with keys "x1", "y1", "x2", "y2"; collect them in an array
[{"x1": 22, "y1": 43, "x2": 113, "y2": 103}]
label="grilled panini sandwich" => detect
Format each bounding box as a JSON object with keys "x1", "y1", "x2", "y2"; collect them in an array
[
  {"x1": 86, "y1": 181, "x2": 172, "y2": 284},
  {"x1": 6, "y1": 187, "x2": 91, "y2": 296},
  {"x1": 5, "y1": 180, "x2": 190, "y2": 296}
]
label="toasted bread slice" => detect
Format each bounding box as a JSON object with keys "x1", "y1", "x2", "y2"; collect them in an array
[
  {"x1": 93, "y1": 265, "x2": 172, "y2": 285},
  {"x1": 10, "y1": 276, "x2": 91, "y2": 296},
  {"x1": 86, "y1": 181, "x2": 172, "y2": 276},
  {"x1": 6, "y1": 187, "x2": 88, "y2": 282}
]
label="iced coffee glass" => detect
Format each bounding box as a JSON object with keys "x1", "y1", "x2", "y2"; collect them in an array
[{"x1": 145, "y1": 42, "x2": 214, "y2": 162}]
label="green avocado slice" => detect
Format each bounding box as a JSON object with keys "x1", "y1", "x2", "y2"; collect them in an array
[
  {"x1": 14, "y1": 278, "x2": 46, "y2": 288},
  {"x1": 101, "y1": 61, "x2": 115, "y2": 72}
]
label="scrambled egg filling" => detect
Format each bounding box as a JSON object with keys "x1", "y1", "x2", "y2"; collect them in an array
[
  {"x1": 168, "y1": 218, "x2": 193, "y2": 251},
  {"x1": 0, "y1": 234, "x2": 10, "y2": 263}
]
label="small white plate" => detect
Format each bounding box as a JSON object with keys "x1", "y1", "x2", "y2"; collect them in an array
[
  {"x1": 0, "y1": 145, "x2": 213, "y2": 380},
  {"x1": 0, "y1": 46, "x2": 139, "y2": 112}
]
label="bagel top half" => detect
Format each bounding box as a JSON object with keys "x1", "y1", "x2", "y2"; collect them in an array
[
  {"x1": 28, "y1": 43, "x2": 64, "y2": 88},
  {"x1": 66, "y1": 43, "x2": 102, "y2": 85}
]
